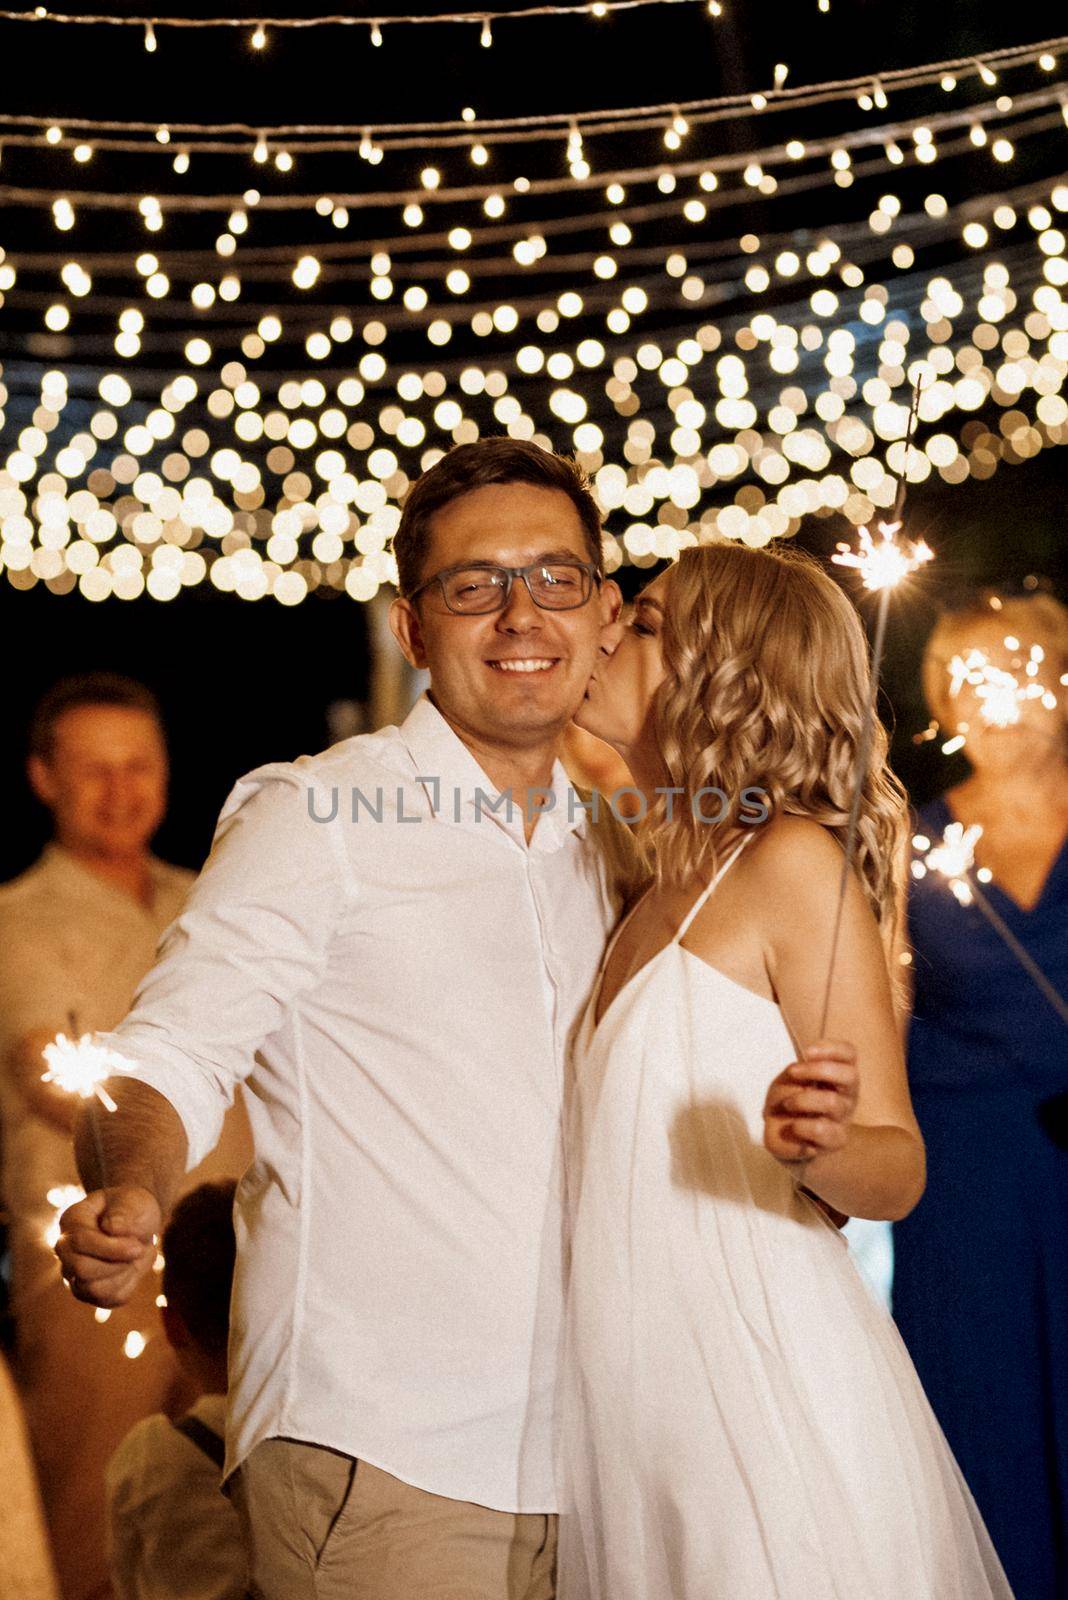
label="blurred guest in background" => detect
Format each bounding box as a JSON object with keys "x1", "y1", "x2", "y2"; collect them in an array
[
  {"x1": 893, "y1": 592, "x2": 1068, "y2": 1600},
  {"x1": 107, "y1": 1180, "x2": 246, "y2": 1600},
  {"x1": 0, "y1": 673, "x2": 251, "y2": 1600},
  {"x1": 0, "y1": 1349, "x2": 60, "y2": 1600}
]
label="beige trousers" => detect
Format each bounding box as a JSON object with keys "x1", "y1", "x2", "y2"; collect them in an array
[{"x1": 231, "y1": 1438, "x2": 557, "y2": 1600}]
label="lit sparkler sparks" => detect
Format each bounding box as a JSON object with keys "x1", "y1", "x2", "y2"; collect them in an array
[
  {"x1": 912, "y1": 823, "x2": 1068, "y2": 1025},
  {"x1": 818, "y1": 372, "x2": 932, "y2": 1037},
  {"x1": 41, "y1": 1032, "x2": 124, "y2": 1113},
  {"x1": 44, "y1": 1184, "x2": 86, "y2": 1250},
  {"x1": 818, "y1": 511, "x2": 934, "y2": 1035},
  {"x1": 946, "y1": 640, "x2": 1058, "y2": 728},
  {"x1": 123, "y1": 1330, "x2": 149, "y2": 1360},
  {"x1": 831, "y1": 520, "x2": 935, "y2": 593},
  {"x1": 911, "y1": 822, "x2": 989, "y2": 905}
]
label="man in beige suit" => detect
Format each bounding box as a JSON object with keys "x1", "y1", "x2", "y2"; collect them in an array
[{"x1": 0, "y1": 673, "x2": 251, "y2": 1600}]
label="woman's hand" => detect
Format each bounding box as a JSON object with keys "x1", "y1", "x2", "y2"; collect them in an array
[{"x1": 763, "y1": 1042, "x2": 859, "y2": 1166}]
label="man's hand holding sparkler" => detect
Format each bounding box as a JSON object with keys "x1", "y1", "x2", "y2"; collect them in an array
[
  {"x1": 43, "y1": 1031, "x2": 190, "y2": 1307},
  {"x1": 55, "y1": 1184, "x2": 161, "y2": 1307}
]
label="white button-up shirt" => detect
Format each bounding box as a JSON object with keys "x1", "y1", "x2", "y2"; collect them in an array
[{"x1": 104, "y1": 695, "x2": 620, "y2": 1511}]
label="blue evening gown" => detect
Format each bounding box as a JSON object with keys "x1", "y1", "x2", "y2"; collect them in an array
[{"x1": 893, "y1": 794, "x2": 1068, "y2": 1599}]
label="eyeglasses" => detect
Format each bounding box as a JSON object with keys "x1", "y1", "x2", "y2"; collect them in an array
[{"x1": 408, "y1": 559, "x2": 601, "y2": 615}]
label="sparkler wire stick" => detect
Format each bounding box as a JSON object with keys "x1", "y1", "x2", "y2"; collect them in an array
[
  {"x1": 48, "y1": 1012, "x2": 113, "y2": 1188},
  {"x1": 817, "y1": 377, "x2": 927, "y2": 1040},
  {"x1": 962, "y1": 879, "x2": 1068, "y2": 1027},
  {"x1": 817, "y1": 591, "x2": 892, "y2": 1038},
  {"x1": 72, "y1": 1009, "x2": 109, "y2": 1191},
  {"x1": 914, "y1": 826, "x2": 1068, "y2": 1027}
]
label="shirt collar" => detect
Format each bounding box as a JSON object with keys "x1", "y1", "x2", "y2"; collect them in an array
[
  {"x1": 41, "y1": 841, "x2": 176, "y2": 918},
  {"x1": 397, "y1": 693, "x2": 589, "y2": 851}
]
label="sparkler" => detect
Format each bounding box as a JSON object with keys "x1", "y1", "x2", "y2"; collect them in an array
[
  {"x1": 44, "y1": 1184, "x2": 86, "y2": 1251},
  {"x1": 831, "y1": 523, "x2": 934, "y2": 595},
  {"x1": 818, "y1": 375, "x2": 932, "y2": 1037},
  {"x1": 41, "y1": 1022, "x2": 129, "y2": 1187},
  {"x1": 945, "y1": 640, "x2": 1059, "y2": 731},
  {"x1": 913, "y1": 823, "x2": 1068, "y2": 1027},
  {"x1": 41, "y1": 1032, "x2": 121, "y2": 1115}
]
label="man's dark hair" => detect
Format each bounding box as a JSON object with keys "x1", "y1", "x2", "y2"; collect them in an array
[
  {"x1": 28, "y1": 672, "x2": 163, "y2": 761},
  {"x1": 392, "y1": 437, "x2": 604, "y2": 599},
  {"x1": 161, "y1": 1180, "x2": 238, "y2": 1359}
]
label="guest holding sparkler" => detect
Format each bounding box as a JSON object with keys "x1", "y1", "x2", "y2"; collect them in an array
[
  {"x1": 893, "y1": 591, "x2": 1068, "y2": 1600},
  {"x1": 0, "y1": 674, "x2": 251, "y2": 1600}
]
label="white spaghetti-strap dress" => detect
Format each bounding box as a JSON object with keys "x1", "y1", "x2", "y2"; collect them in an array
[{"x1": 557, "y1": 841, "x2": 1013, "y2": 1599}]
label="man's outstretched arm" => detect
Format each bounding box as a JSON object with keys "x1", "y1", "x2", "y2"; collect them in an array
[{"x1": 54, "y1": 762, "x2": 350, "y2": 1308}]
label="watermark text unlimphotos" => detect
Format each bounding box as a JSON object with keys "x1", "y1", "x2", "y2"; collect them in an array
[{"x1": 307, "y1": 780, "x2": 770, "y2": 827}]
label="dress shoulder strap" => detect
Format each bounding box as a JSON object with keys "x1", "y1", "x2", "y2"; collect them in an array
[{"x1": 674, "y1": 835, "x2": 753, "y2": 945}]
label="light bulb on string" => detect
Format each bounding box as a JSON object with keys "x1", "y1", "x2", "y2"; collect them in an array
[
  {"x1": 251, "y1": 25, "x2": 267, "y2": 51},
  {"x1": 143, "y1": 20, "x2": 157, "y2": 52},
  {"x1": 481, "y1": 17, "x2": 493, "y2": 47},
  {"x1": 370, "y1": 21, "x2": 383, "y2": 46}
]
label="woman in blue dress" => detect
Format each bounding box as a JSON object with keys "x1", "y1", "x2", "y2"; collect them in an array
[{"x1": 893, "y1": 591, "x2": 1068, "y2": 1600}]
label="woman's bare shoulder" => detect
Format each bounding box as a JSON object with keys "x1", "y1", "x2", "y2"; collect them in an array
[{"x1": 743, "y1": 814, "x2": 843, "y2": 892}]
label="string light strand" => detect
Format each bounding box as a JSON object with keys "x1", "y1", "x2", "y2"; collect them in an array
[
  {"x1": 4, "y1": 80, "x2": 1062, "y2": 158},
  {"x1": 0, "y1": 105, "x2": 1059, "y2": 217},
  {"x1": 0, "y1": 1, "x2": 720, "y2": 34},
  {"x1": 0, "y1": 34, "x2": 1062, "y2": 144}
]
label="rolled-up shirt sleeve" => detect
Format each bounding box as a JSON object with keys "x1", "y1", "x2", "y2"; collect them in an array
[{"x1": 103, "y1": 762, "x2": 349, "y2": 1169}]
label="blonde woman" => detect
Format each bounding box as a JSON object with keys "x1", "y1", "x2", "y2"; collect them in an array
[
  {"x1": 893, "y1": 592, "x2": 1068, "y2": 1600},
  {"x1": 557, "y1": 544, "x2": 1013, "y2": 1599}
]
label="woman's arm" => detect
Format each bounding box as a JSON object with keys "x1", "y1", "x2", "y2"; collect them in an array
[{"x1": 757, "y1": 817, "x2": 925, "y2": 1222}]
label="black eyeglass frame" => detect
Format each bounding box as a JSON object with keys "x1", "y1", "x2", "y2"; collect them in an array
[{"x1": 407, "y1": 558, "x2": 603, "y2": 614}]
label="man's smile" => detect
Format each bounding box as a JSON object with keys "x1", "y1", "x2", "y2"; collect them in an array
[{"x1": 486, "y1": 657, "x2": 561, "y2": 675}]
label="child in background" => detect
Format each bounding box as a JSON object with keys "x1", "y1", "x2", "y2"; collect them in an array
[{"x1": 106, "y1": 1180, "x2": 247, "y2": 1600}]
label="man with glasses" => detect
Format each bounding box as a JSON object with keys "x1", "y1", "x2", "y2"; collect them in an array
[{"x1": 55, "y1": 438, "x2": 628, "y2": 1600}]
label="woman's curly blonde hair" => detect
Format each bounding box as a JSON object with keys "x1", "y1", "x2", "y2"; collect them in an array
[{"x1": 641, "y1": 542, "x2": 909, "y2": 947}]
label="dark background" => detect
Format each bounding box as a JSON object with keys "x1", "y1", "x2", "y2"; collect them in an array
[{"x1": 0, "y1": 0, "x2": 1065, "y2": 876}]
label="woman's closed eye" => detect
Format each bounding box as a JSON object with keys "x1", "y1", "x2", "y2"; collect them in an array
[{"x1": 630, "y1": 619, "x2": 656, "y2": 637}]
